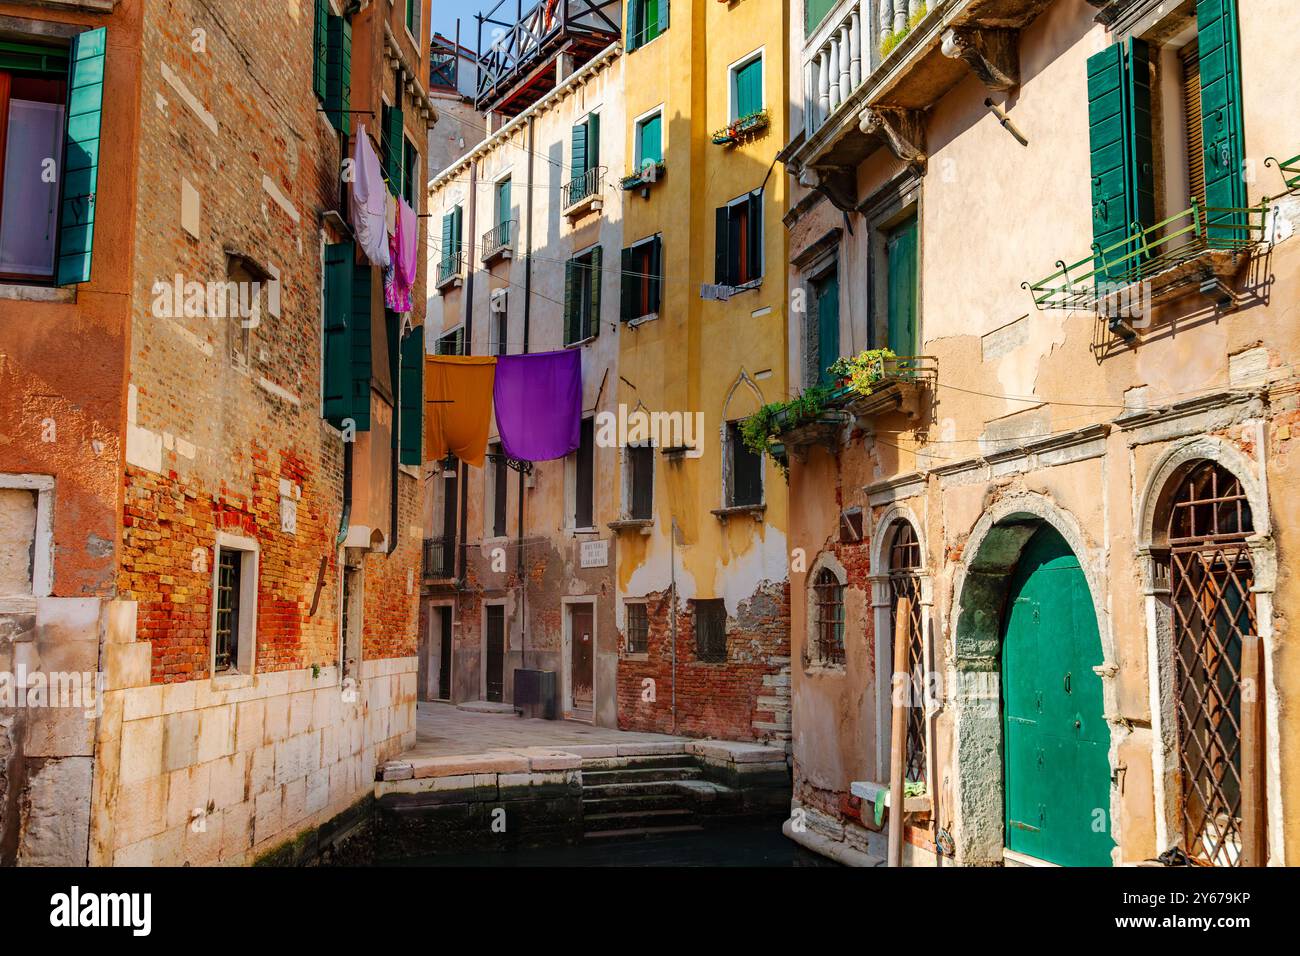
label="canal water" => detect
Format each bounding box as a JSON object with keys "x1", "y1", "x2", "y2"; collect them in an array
[{"x1": 399, "y1": 823, "x2": 839, "y2": 867}]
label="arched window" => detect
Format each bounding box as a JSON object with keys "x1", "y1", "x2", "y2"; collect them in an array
[
  {"x1": 1162, "y1": 460, "x2": 1262, "y2": 866},
  {"x1": 813, "y1": 567, "x2": 845, "y2": 665},
  {"x1": 888, "y1": 521, "x2": 926, "y2": 783}
]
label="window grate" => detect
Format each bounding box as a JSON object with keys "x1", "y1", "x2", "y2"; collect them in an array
[
  {"x1": 1166, "y1": 461, "x2": 1261, "y2": 867},
  {"x1": 626, "y1": 603, "x2": 648, "y2": 655},
  {"x1": 694, "y1": 599, "x2": 727, "y2": 663},
  {"x1": 813, "y1": 568, "x2": 845, "y2": 665},
  {"x1": 888, "y1": 522, "x2": 925, "y2": 783},
  {"x1": 214, "y1": 548, "x2": 241, "y2": 673}
]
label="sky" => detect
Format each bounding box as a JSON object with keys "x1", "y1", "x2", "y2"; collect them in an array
[{"x1": 430, "y1": 0, "x2": 497, "y2": 46}]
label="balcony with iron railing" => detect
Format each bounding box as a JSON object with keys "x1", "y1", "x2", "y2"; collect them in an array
[
  {"x1": 562, "y1": 167, "x2": 606, "y2": 218},
  {"x1": 423, "y1": 535, "x2": 457, "y2": 581},
  {"x1": 436, "y1": 250, "x2": 466, "y2": 292},
  {"x1": 481, "y1": 220, "x2": 516, "y2": 263}
]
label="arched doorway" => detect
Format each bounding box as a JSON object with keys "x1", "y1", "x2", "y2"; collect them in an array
[
  {"x1": 1001, "y1": 525, "x2": 1113, "y2": 867},
  {"x1": 887, "y1": 521, "x2": 926, "y2": 783}
]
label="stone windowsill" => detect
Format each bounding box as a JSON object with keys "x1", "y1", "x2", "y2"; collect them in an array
[
  {"x1": 711, "y1": 503, "x2": 766, "y2": 522},
  {"x1": 607, "y1": 518, "x2": 653, "y2": 532},
  {"x1": 0, "y1": 282, "x2": 75, "y2": 304}
]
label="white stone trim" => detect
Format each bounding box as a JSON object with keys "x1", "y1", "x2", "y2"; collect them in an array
[{"x1": 0, "y1": 473, "x2": 55, "y2": 598}]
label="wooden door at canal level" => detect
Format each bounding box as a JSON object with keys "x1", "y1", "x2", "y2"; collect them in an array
[
  {"x1": 1001, "y1": 526, "x2": 1113, "y2": 866},
  {"x1": 570, "y1": 602, "x2": 594, "y2": 721}
]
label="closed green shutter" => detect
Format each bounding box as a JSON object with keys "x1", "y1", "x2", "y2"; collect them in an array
[
  {"x1": 400, "y1": 325, "x2": 424, "y2": 465},
  {"x1": 639, "y1": 113, "x2": 662, "y2": 167},
  {"x1": 350, "y1": 262, "x2": 373, "y2": 431},
  {"x1": 735, "y1": 58, "x2": 762, "y2": 119},
  {"x1": 1197, "y1": 0, "x2": 1247, "y2": 237},
  {"x1": 1086, "y1": 38, "x2": 1154, "y2": 281},
  {"x1": 571, "y1": 121, "x2": 588, "y2": 178},
  {"x1": 386, "y1": 102, "x2": 404, "y2": 191},
  {"x1": 815, "y1": 270, "x2": 840, "y2": 386},
  {"x1": 564, "y1": 258, "x2": 578, "y2": 344},
  {"x1": 620, "y1": 247, "x2": 636, "y2": 322},
  {"x1": 57, "y1": 27, "x2": 106, "y2": 286},
  {"x1": 806, "y1": 0, "x2": 838, "y2": 34},
  {"x1": 440, "y1": 211, "x2": 453, "y2": 271},
  {"x1": 323, "y1": 242, "x2": 355, "y2": 426},
  {"x1": 715, "y1": 206, "x2": 730, "y2": 285},
  {"x1": 648, "y1": 236, "x2": 663, "y2": 315},
  {"x1": 497, "y1": 179, "x2": 512, "y2": 228},
  {"x1": 451, "y1": 205, "x2": 463, "y2": 258},
  {"x1": 886, "y1": 215, "x2": 919, "y2": 356},
  {"x1": 313, "y1": 0, "x2": 328, "y2": 101},
  {"x1": 588, "y1": 246, "x2": 603, "y2": 338},
  {"x1": 325, "y1": 14, "x2": 351, "y2": 135}
]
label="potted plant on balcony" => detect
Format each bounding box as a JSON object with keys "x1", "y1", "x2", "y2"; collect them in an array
[
  {"x1": 711, "y1": 109, "x2": 770, "y2": 147},
  {"x1": 620, "y1": 161, "x2": 666, "y2": 191},
  {"x1": 880, "y1": 3, "x2": 928, "y2": 59}
]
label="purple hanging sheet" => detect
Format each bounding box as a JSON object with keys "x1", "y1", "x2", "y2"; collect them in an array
[{"x1": 492, "y1": 350, "x2": 582, "y2": 462}]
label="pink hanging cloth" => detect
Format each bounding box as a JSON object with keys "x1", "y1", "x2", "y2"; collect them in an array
[{"x1": 385, "y1": 197, "x2": 419, "y2": 313}]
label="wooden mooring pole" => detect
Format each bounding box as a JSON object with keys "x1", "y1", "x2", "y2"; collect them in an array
[{"x1": 888, "y1": 597, "x2": 911, "y2": 868}]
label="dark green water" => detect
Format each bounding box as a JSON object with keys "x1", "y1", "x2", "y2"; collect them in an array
[{"x1": 399, "y1": 823, "x2": 839, "y2": 867}]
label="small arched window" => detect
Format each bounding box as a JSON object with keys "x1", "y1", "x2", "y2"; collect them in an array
[{"x1": 813, "y1": 567, "x2": 845, "y2": 665}]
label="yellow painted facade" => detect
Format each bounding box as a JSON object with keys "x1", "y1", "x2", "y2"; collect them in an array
[{"x1": 613, "y1": 0, "x2": 793, "y2": 741}]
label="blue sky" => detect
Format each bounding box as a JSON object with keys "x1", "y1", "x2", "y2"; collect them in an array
[{"x1": 430, "y1": 0, "x2": 494, "y2": 44}]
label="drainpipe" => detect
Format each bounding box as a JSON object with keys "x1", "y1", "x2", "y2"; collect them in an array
[
  {"x1": 335, "y1": 441, "x2": 353, "y2": 547},
  {"x1": 517, "y1": 113, "x2": 536, "y2": 669},
  {"x1": 670, "y1": 517, "x2": 679, "y2": 734},
  {"x1": 457, "y1": 160, "x2": 479, "y2": 581}
]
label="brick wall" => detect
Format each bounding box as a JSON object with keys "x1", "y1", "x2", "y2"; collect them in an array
[{"x1": 616, "y1": 581, "x2": 791, "y2": 743}]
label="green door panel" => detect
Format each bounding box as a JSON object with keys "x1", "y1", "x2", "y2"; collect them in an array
[
  {"x1": 886, "y1": 214, "x2": 918, "y2": 356},
  {"x1": 1002, "y1": 526, "x2": 1113, "y2": 867}
]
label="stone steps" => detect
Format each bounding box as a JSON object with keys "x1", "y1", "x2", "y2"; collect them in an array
[
  {"x1": 582, "y1": 765, "x2": 704, "y2": 786},
  {"x1": 581, "y1": 755, "x2": 704, "y2": 839}
]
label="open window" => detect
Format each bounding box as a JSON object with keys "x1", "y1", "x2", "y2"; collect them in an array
[
  {"x1": 0, "y1": 27, "x2": 105, "y2": 287},
  {"x1": 211, "y1": 534, "x2": 259, "y2": 678},
  {"x1": 627, "y1": 0, "x2": 669, "y2": 52},
  {"x1": 564, "y1": 245, "x2": 603, "y2": 344},
  {"x1": 567, "y1": 417, "x2": 596, "y2": 531},
  {"x1": 723, "y1": 419, "x2": 763, "y2": 509},
  {"x1": 620, "y1": 234, "x2": 662, "y2": 323},
  {"x1": 714, "y1": 191, "x2": 763, "y2": 289}
]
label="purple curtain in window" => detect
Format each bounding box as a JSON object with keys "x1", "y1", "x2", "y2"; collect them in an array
[{"x1": 492, "y1": 349, "x2": 582, "y2": 462}]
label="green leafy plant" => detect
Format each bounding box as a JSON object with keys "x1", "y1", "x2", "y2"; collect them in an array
[
  {"x1": 879, "y1": 4, "x2": 927, "y2": 59},
  {"x1": 740, "y1": 383, "x2": 838, "y2": 477},
  {"x1": 711, "y1": 110, "x2": 771, "y2": 146},
  {"x1": 829, "y1": 347, "x2": 899, "y2": 397}
]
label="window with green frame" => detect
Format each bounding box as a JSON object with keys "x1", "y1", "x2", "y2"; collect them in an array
[
  {"x1": 731, "y1": 54, "x2": 763, "y2": 121},
  {"x1": 324, "y1": 10, "x2": 352, "y2": 134},
  {"x1": 0, "y1": 29, "x2": 106, "y2": 286},
  {"x1": 627, "y1": 0, "x2": 668, "y2": 52},
  {"x1": 564, "y1": 247, "x2": 603, "y2": 345},
  {"x1": 402, "y1": 137, "x2": 419, "y2": 205},
  {"x1": 635, "y1": 111, "x2": 663, "y2": 170},
  {"x1": 406, "y1": 0, "x2": 422, "y2": 42}
]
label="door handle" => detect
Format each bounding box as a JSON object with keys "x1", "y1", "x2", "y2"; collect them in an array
[{"x1": 1063, "y1": 671, "x2": 1072, "y2": 695}]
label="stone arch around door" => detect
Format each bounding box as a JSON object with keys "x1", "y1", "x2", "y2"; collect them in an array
[
  {"x1": 949, "y1": 493, "x2": 1119, "y2": 866},
  {"x1": 1135, "y1": 435, "x2": 1281, "y2": 866}
]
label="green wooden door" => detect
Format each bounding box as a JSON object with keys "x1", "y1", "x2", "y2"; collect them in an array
[
  {"x1": 886, "y1": 215, "x2": 918, "y2": 356},
  {"x1": 814, "y1": 270, "x2": 839, "y2": 386},
  {"x1": 1002, "y1": 526, "x2": 1113, "y2": 867}
]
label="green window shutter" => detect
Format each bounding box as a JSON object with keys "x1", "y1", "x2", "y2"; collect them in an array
[
  {"x1": 620, "y1": 247, "x2": 636, "y2": 322},
  {"x1": 323, "y1": 242, "x2": 355, "y2": 426},
  {"x1": 639, "y1": 114, "x2": 662, "y2": 167},
  {"x1": 815, "y1": 270, "x2": 840, "y2": 386},
  {"x1": 325, "y1": 14, "x2": 352, "y2": 135},
  {"x1": 407, "y1": 0, "x2": 421, "y2": 38},
  {"x1": 350, "y1": 262, "x2": 373, "y2": 431},
  {"x1": 626, "y1": 0, "x2": 641, "y2": 52},
  {"x1": 403, "y1": 139, "x2": 418, "y2": 205},
  {"x1": 806, "y1": 0, "x2": 838, "y2": 34},
  {"x1": 313, "y1": 0, "x2": 328, "y2": 101},
  {"x1": 735, "y1": 58, "x2": 762, "y2": 119},
  {"x1": 1197, "y1": 0, "x2": 1247, "y2": 234},
  {"x1": 571, "y1": 122, "x2": 588, "y2": 178},
  {"x1": 746, "y1": 191, "x2": 763, "y2": 281},
  {"x1": 497, "y1": 179, "x2": 512, "y2": 228},
  {"x1": 649, "y1": 236, "x2": 663, "y2": 314},
  {"x1": 715, "y1": 206, "x2": 731, "y2": 285},
  {"x1": 57, "y1": 27, "x2": 106, "y2": 287},
  {"x1": 658, "y1": 0, "x2": 669, "y2": 36},
  {"x1": 440, "y1": 211, "x2": 452, "y2": 270},
  {"x1": 1086, "y1": 38, "x2": 1154, "y2": 281},
  {"x1": 587, "y1": 112, "x2": 601, "y2": 172},
  {"x1": 588, "y1": 246, "x2": 603, "y2": 338},
  {"x1": 451, "y1": 205, "x2": 463, "y2": 257},
  {"x1": 0, "y1": 39, "x2": 69, "y2": 75},
  {"x1": 886, "y1": 215, "x2": 919, "y2": 357},
  {"x1": 400, "y1": 325, "x2": 424, "y2": 465},
  {"x1": 386, "y1": 103, "x2": 404, "y2": 191},
  {"x1": 564, "y1": 258, "x2": 578, "y2": 344}
]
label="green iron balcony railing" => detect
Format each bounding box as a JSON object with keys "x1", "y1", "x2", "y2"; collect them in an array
[
  {"x1": 1022, "y1": 199, "x2": 1269, "y2": 313},
  {"x1": 1265, "y1": 153, "x2": 1300, "y2": 196},
  {"x1": 481, "y1": 220, "x2": 516, "y2": 261},
  {"x1": 437, "y1": 251, "x2": 465, "y2": 287}
]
